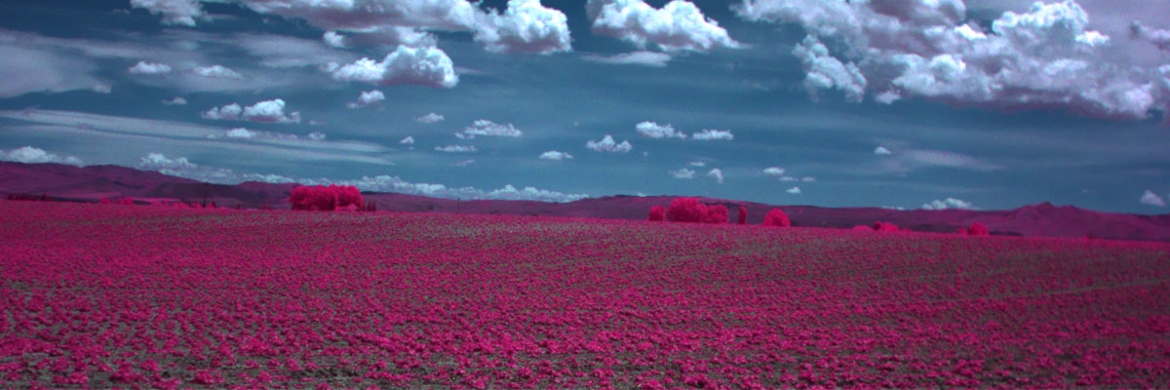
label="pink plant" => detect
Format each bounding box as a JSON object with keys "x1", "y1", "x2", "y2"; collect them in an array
[
  {"x1": 738, "y1": 205, "x2": 747, "y2": 225},
  {"x1": 873, "y1": 221, "x2": 900, "y2": 232},
  {"x1": 666, "y1": 197, "x2": 707, "y2": 223},
  {"x1": 648, "y1": 205, "x2": 665, "y2": 222},
  {"x1": 762, "y1": 208, "x2": 790, "y2": 227},
  {"x1": 704, "y1": 205, "x2": 729, "y2": 224},
  {"x1": 288, "y1": 185, "x2": 364, "y2": 211},
  {"x1": 967, "y1": 222, "x2": 990, "y2": 236}
]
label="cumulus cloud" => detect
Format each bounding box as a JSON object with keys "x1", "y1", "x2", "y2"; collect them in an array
[
  {"x1": 435, "y1": 145, "x2": 477, "y2": 153},
  {"x1": 792, "y1": 35, "x2": 866, "y2": 102},
  {"x1": 331, "y1": 45, "x2": 458, "y2": 88},
  {"x1": 707, "y1": 168, "x2": 724, "y2": 184},
  {"x1": 138, "y1": 152, "x2": 196, "y2": 171},
  {"x1": 400, "y1": 136, "x2": 415, "y2": 145},
  {"x1": 130, "y1": 0, "x2": 202, "y2": 26},
  {"x1": 459, "y1": 120, "x2": 523, "y2": 138},
  {"x1": 875, "y1": 146, "x2": 893, "y2": 155},
  {"x1": 921, "y1": 197, "x2": 978, "y2": 210},
  {"x1": 224, "y1": 128, "x2": 258, "y2": 139},
  {"x1": 586, "y1": 135, "x2": 633, "y2": 152},
  {"x1": 735, "y1": 0, "x2": 1169, "y2": 120},
  {"x1": 201, "y1": 103, "x2": 242, "y2": 120},
  {"x1": 347, "y1": 90, "x2": 385, "y2": 109},
  {"x1": 203, "y1": 99, "x2": 301, "y2": 124},
  {"x1": 192, "y1": 65, "x2": 243, "y2": 79},
  {"x1": 307, "y1": 131, "x2": 326, "y2": 141},
  {"x1": 786, "y1": 186, "x2": 802, "y2": 194},
  {"x1": 692, "y1": 129, "x2": 734, "y2": 141},
  {"x1": 1140, "y1": 189, "x2": 1166, "y2": 207},
  {"x1": 763, "y1": 166, "x2": 784, "y2": 176},
  {"x1": 635, "y1": 121, "x2": 685, "y2": 139},
  {"x1": 162, "y1": 96, "x2": 187, "y2": 105},
  {"x1": 587, "y1": 0, "x2": 741, "y2": 52},
  {"x1": 475, "y1": 0, "x2": 573, "y2": 54},
  {"x1": 243, "y1": 99, "x2": 301, "y2": 123},
  {"x1": 127, "y1": 61, "x2": 172, "y2": 75},
  {"x1": 0, "y1": 146, "x2": 83, "y2": 166},
  {"x1": 416, "y1": 112, "x2": 445, "y2": 123},
  {"x1": 689, "y1": 161, "x2": 706, "y2": 167},
  {"x1": 1131, "y1": 22, "x2": 1170, "y2": 52},
  {"x1": 669, "y1": 168, "x2": 696, "y2": 179},
  {"x1": 581, "y1": 51, "x2": 672, "y2": 67},
  {"x1": 539, "y1": 150, "x2": 573, "y2": 160},
  {"x1": 483, "y1": 184, "x2": 588, "y2": 202}
]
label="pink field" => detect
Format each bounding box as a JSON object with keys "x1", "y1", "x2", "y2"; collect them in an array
[{"x1": 2, "y1": 202, "x2": 1169, "y2": 389}]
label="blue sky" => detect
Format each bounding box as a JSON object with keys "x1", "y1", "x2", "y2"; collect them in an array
[{"x1": 2, "y1": 0, "x2": 1170, "y2": 213}]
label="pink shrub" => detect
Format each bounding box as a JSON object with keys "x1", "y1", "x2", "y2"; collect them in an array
[
  {"x1": 967, "y1": 222, "x2": 990, "y2": 236},
  {"x1": 704, "y1": 205, "x2": 729, "y2": 224},
  {"x1": 288, "y1": 185, "x2": 364, "y2": 211},
  {"x1": 737, "y1": 206, "x2": 747, "y2": 225},
  {"x1": 873, "y1": 221, "x2": 900, "y2": 232},
  {"x1": 648, "y1": 206, "x2": 665, "y2": 222},
  {"x1": 666, "y1": 198, "x2": 707, "y2": 223},
  {"x1": 761, "y1": 208, "x2": 790, "y2": 227}
]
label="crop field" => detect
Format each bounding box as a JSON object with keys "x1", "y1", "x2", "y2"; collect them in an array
[{"x1": 1, "y1": 201, "x2": 1169, "y2": 389}]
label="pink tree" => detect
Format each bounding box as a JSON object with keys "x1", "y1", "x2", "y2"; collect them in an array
[
  {"x1": 666, "y1": 198, "x2": 707, "y2": 223},
  {"x1": 761, "y1": 208, "x2": 791, "y2": 227},
  {"x1": 737, "y1": 205, "x2": 747, "y2": 225},
  {"x1": 873, "y1": 221, "x2": 900, "y2": 232},
  {"x1": 648, "y1": 205, "x2": 665, "y2": 222},
  {"x1": 966, "y1": 222, "x2": 990, "y2": 236},
  {"x1": 288, "y1": 185, "x2": 364, "y2": 211},
  {"x1": 704, "y1": 205, "x2": 729, "y2": 224}
]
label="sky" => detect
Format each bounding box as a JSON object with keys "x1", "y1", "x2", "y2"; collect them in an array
[{"x1": 1, "y1": 0, "x2": 1170, "y2": 213}]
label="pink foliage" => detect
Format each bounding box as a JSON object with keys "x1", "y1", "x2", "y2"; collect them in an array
[
  {"x1": 704, "y1": 205, "x2": 729, "y2": 224},
  {"x1": 666, "y1": 197, "x2": 707, "y2": 223},
  {"x1": 3, "y1": 201, "x2": 1170, "y2": 389},
  {"x1": 288, "y1": 185, "x2": 364, "y2": 211},
  {"x1": 737, "y1": 206, "x2": 747, "y2": 225},
  {"x1": 873, "y1": 221, "x2": 900, "y2": 232},
  {"x1": 648, "y1": 205, "x2": 665, "y2": 222},
  {"x1": 967, "y1": 222, "x2": 990, "y2": 236},
  {"x1": 762, "y1": 208, "x2": 791, "y2": 227}
]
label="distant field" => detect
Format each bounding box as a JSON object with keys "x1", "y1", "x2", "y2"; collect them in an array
[{"x1": 1, "y1": 201, "x2": 1169, "y2": 388}]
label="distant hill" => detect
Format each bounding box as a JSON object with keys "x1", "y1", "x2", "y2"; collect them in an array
[{"x1": 3, "y1": 161, "x2": 1169, "y2": 243}]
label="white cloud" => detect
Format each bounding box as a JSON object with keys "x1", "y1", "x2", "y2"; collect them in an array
[
  {"x1": 453, "y1": 159, "x2": 475, "y2": 167},
  {"x1": 400, "y1": 136, "x2": 415, "y2": 145},
  {"x1": 307, "y1": 131, "x2": 326, "y2": 141},
  {"x1": 92, "y1": 84, "x2": 112, "y2": 94},
  {"x1": 734, "y1": 0, "x2": 1169, "y2": 120},
  {"x1": 791, "y1": 35, "x2": 866, "y2": 103},
  {"x1": 347, "y1": 90, "x2": 385, "y2": 109},
  {"x1": 482, "y1": 184, "x2": 588, "y2": 202},
  {"x1": 1140, "y1": 189, "x2": 1166, "y2": 207},
  {"x1": 224, "y1": 128, "x2": 258, "y2": 139},
  {"x1": 921, "y1": 197, "x2": 978, "y2": 210},
  {"x1": 875, "y1": 146, "x2": 893, "y2": 155},
  {"x1": 691, "y1": 129, "x2": 734, "y2": 141},
  {"x1": 786, "y1": 186, "x2": 802, "y2": 194},
  {"x1": 635, "y1": 121, "x2": 685, "y2": 139},
  {"x1": 581, "y1": 51, "x2": 672, "y2": 67},
  {"x1": 127, "y1": 61, "x2": 172, "y2": 75},
  {"x1": 779, "y1": 176, "x2": 799, "y2": 182},
  {"x1": 669, "y1": 168, "x2": 696, "y2": 179},
  {"x1": 475, "y1": 0, "x2": 573, "y2": 54},
  {"x1": 192, "y1": 65, "x2": 243, "y2": 79},
  {"x1": 587, "y1": 0, "x2": 741, "y2": 52},
  {"x1": 331, "y1": 45, "x2": 458, "y2": 88},
  {"x1": 323, "y1": 31, "x2": 348, "y2": 48},
  {"x1": 539, "y1": 150, "x2": 573, "y2": 160},
  {"x1": 243, "y1": 99, "x2": 301, "y2": 123},
  {"x1": 0, "y1": 146, "x2": 83, "y2": 166},
  {"x1": 460, "y1": 120, "x2": 523, "y2": 138},
  {"x1": 802, "y1": 176, "x2": 816, "y2": 182},
  {"x1": 435, "y1": 145, "x2": 477, "y2": 153},
  {"x1": 763, "y1": 166, "x2": 784, "y2": 176},
  {"x1": 586, "y1": 135, "x2": 633, "y2": 153},
  {"x1": 1132, "y1": 22, "x2": 1170, "y2": 52},
  {"x1": 138, "y1": 152, "x2": 196, "y2": 171},
  {"x1": 689, "y1": 161, "x2": 706, "y2": 167},
  {"x1": 201, "y1": 103, "x2": 242, "y2": 120},
  {"x1": 707, "y1": 168, "x2": 724, "y2": 184},
  {"x1": 162, "y1": 96, "x2": 187, "y2": 105},
  {"x1": 416, "y1": 112, "x2": 445, "y2": 123},
  {"x1": 130, "y1": 0, "x2": 202, "y2": 26}
]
